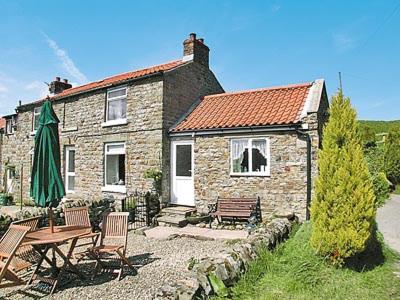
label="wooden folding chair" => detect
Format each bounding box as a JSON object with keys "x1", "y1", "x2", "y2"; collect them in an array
[
  {"x1": 64, "y1": 206, "x2": 100, "y2": 261},
  {"x1": 89, "y1": 212, "x2": 135, "y2": 280},
  {"x1": 10, "y1": 217, "x2": 42, "y2": 274},
  {"x1": 0, "y1": 224, "x2": 31, "y2": 288}
]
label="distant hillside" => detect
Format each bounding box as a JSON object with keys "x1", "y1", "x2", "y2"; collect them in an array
[{"x1": 359, "y1": 120, "x2": 400, "y2": 134}]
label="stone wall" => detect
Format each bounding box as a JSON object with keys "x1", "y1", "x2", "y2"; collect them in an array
[
  {"x1": 161, "y1": 62, "x2": 224, "y2": 204},
  {"x1": 154, "y1": 218, "x2": 295, "y2": 299},
  {"x1": 187, "y1": 132, "x2": 310, "y2": 221}
]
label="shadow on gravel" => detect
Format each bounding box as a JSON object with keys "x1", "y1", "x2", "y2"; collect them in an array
[{"x1": 1, "y1": 252, "x2": 160, "y2": 299}]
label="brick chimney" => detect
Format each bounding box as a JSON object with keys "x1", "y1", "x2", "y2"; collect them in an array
[
  {"x1": 49, "y1": 77, "x2": 72, "y2": 95},
  {"x1": 183, "y1": 33, "x2": 209, "y2": 67}
]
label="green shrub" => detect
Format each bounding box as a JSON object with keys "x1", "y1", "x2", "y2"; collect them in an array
[
  {"x1": 384, "y1": 129, "x2": 400, "y2": 184},
  {"x1": 371, "y1": 172, "x2": 390, "y2": 207},
  {"x1": 310, "y1": 91, "x2": 376, "y2": 265}
]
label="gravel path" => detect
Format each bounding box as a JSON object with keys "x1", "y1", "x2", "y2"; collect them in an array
[
  {"x1": 377, "y1": 194, "x2": 400, "y2": 253},
  {"x1": 1, "y1": 231, "x2": 232, "y2": 300}
]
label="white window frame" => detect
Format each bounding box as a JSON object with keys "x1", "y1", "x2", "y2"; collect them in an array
[
  {"x1": 31, "y1": 106, "x2": 42, "y2": 135},
  {"x1": 102, "y1": 142, "x2": 126, "y2": 193},
  {"x1": 5, "y1": 117, "x2": 15, "y2": 135},
  {"x1": 102, "y1": 86, "x2": 127, "y2": 127},
  {"x1": 230, "y1": 137, "x2": 270, "y2": 176},
  {"x1": 65, "y1": 146, "x2": 76, "y2": 193}
]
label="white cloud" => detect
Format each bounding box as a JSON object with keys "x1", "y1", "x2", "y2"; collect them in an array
[
  {"x1": 24, "y1": 80, "x2": 49, "y2": 98},
  {"x1": 42, "y1": 32, "x2": 88, "y2": 84},
  {"x1": 333, "y1": 33, "x2": 355, "y2": 53}
]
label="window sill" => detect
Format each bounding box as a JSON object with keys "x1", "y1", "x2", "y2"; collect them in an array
[
  {"x1": 101, "y1": 119, "x2": 128, "y2": 128},
  {"x1": 230, "y1": 173, "x2": 270, "y2": 177},
  {"x1": 30, "y1": 130, "x2": 37, "y2": 136},
  {"x1": 101, "y1": 185, "x2": 126, "y2": 194}
]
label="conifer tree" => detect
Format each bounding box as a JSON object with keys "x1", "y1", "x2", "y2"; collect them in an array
[{"x1": 310, "y1": 91, "x2": 376, "y2": 265}]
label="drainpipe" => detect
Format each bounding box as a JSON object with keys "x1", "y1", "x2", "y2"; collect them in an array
[{"x1": 296, "y1": 130, "x2": 312, "y2": 220}]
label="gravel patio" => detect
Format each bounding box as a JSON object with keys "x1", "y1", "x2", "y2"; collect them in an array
[{"x1": 0, "y1": 229, "x2": 237, "y2": 300}]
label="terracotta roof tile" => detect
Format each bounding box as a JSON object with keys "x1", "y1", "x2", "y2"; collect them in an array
[
  {"x1": 171, "y1": 82, "x2": 313, "y2": 132},
  {"x1": 21, "y1": 59, "x2": 185, "y2": 107},
  {"x1": 0, "y1": 118, "x2": 5, "y2": 129}
]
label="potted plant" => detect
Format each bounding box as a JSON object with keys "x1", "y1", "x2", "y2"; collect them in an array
[{"x1": 0, "y1": 193, "x2": 13, "y2": 206}]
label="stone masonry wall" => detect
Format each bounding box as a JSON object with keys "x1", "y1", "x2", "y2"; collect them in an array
[
  {"x1": 161, "y1": 62, "x2": 224, "y2": 204},
  {"x1": 0, "y1": 75, "x2": 164, "y2": 204},
  {"x1": 189, "y1": 132, "x2": 310, "y2": 221}
]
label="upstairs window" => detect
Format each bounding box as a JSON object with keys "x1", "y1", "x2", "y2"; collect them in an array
[
  {"x1": 106, "y1": 87, "x2": 127, "y2": 122},
  {"x1": 33, "y1": 106, "x2": 42, "y2": 130},
  {"x1": 5, "y1": 116, "x2": 16, "y2": 134},
  {"x1": 231, "y1": 138, "x2": 270, "y2": 176}
]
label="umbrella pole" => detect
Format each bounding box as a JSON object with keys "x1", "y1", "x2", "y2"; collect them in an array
[{"x1": 49, "y1": 207, "x2": 54, "y2": 233}]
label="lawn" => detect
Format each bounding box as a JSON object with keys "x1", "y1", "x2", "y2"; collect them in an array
[{"x1": 225, "y1": 223, "x2": 400, "y2": 300}]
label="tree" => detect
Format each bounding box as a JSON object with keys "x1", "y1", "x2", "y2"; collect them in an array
[
  {"x1": 384, "y1": 129, "x2": 400, "y2": 185},
  {"x1": 360, "y1": 125, "x2": 376, "y2": 148},
  {"x1": 310, "y1": 91, "x2": 376, "y2": 265}
]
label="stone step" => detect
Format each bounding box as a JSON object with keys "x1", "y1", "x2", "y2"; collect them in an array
[
  {"x1": 161, "y1": 206, "x2": 196, "y2": 217},
  {"x1": 157, "y1": 215, "x2": 188, "y2": 227}
]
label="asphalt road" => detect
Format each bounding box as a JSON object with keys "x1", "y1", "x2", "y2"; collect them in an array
[{"x1": 377, "y1": 194, "x2": 400, "y2": 253}]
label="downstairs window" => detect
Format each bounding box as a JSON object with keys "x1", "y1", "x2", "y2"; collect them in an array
[
  {"x1": 104, "y1": 142, "x2": 126, "y2": 193},
  {"x1": 231, "y1": 138, "x2": 270, "y2": 176}
]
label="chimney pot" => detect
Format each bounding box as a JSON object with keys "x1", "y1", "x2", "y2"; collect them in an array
[
  {"x1": 49, "y1": 77, "x2": 72, "y2": 95},
  {"x1": 63, "y1": 79, "x2": 68, "y2": 83},
  {"x1": 55, "y1": 76, "x2": 60, "y2": 82},
  {"x1": 183, "y1": 33, "x2": 209, "y2": 67},
  {"x1": 198, "y1": 38, "x2": 204, "y2": 44},
  {"x1": 189, "y1": 33, "x2": 196, "y2": 41}
]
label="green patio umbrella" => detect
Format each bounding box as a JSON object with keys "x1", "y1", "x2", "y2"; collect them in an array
[{"x1": 30, "y1": 99, "x2": 65, "y2": 232}]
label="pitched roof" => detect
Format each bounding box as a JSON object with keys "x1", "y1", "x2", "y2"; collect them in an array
[
  {"x1": 20, "y1": 59, "x2": 185, "y2": 107},
  {"x1": 0, "y1": 118, "x2": 5, "y2": 129},
  {"x1": 171, "y1": 82, "x2": 315, "y2": 132}
]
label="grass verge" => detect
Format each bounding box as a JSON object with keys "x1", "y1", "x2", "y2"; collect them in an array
[
  {"x1": 394, "y1": 185, "x2": 400, "y2": 195},
  {"x1": 223, "y1": 223, "x2": 400, "y2": 300}
]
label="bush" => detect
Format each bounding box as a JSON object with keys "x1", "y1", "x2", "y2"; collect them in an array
[
  {"x1": 384, "y1": 130, "x2": 400, "y2": 184},
  {"x1": 371, "y1": 172, "x2": 390, "y2": 207},
  {"x1": 310, "y1": 91, "x2": 376, "y2": 265},
  {"x1": 364, "y1": 146, "x2": 390, "y2": 206}
]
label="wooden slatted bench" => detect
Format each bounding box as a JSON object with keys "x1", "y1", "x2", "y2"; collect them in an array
[{"x1": 208, "y1": 197, "x2": 261, "y2": 227}]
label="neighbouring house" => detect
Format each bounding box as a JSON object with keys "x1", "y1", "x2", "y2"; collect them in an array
[{"x1": 0, "y1": 33, "x2": 329, "y2": 221}]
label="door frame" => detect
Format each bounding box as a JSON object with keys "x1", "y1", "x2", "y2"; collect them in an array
[{"x1": 170, "y1": 140, "x2": 195, "y2": 206}]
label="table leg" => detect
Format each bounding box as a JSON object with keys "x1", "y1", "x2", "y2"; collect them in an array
[{"x1": 52, "y1": 238, "x2": 84, "y2": 278}]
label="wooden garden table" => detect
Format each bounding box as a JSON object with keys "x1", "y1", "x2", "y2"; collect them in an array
[{"x1": 22, "y1": 225, "x2": 92, "y2": 295}]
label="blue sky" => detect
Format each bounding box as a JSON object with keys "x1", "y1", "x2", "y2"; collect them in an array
[{"x1": 0, "y1": 0, "x2": 399, "y2": 120}]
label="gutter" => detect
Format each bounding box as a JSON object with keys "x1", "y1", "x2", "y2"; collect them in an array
[
  {"x1": 169, "y1": 124, "x2": 301, "y2": 137},
  {"x1": 296, "y1": 129, "x2": 312, "y2": 220}
]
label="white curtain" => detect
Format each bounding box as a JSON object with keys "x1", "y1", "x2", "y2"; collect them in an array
[
  {"x1": 252, "y1": 139, "x2": 267, "y2": 159},
  {"x1": 108, "y1": 99, "x2": 127, "y2": 120},
  {"x1": 232, "y1": 139, "x2": 248, "y2": 160}
]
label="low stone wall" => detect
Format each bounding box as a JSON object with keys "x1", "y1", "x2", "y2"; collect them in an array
[
  {"x1": 154, "y1": 218, "x2": 294, "y2": 299},
  {"x1": 0, "y1": 196, "x2": 116, "y2": 236}
]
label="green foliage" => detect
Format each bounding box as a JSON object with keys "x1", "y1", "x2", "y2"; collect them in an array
[
  {"x1": 359, "y1": 120, "x2": 400, "y2": 136},
  {"x1": 228, "y1": 223, "x2": 400, "y2": 300},
  {"x1": 208, "y1": 273, "x2": 228, "y2": 297},
  {"x1": 144, "y1": 168, "x2": 162, "y2": 195},
  {"x1": 310, "y1": 91, "x2": 376, "y2": 265},
  {"x1": 371, "y1": 172, "x2": 390, "y2": 207},
  {"x1": 364, "y1": 146, "x2": 390, "y2": 206},
  {"x1": 384, "y1": 129, "x2": 400, "y2": 184}
]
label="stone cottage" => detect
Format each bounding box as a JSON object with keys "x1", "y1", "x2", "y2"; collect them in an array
[
  {"x1": 169, "y1": 81, "x2": 329, "y2": 220},
  {"x1": 0, "y1": 33, "x2": 328, "y2": 221}
]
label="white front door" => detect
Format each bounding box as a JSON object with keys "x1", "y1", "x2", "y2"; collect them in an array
[
  {"x1": 171, "y1": 140, "x2": 194, "y2": 206},
  {"x1": 6, "y1": 168, "x2": 15, "y2": 194}
]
